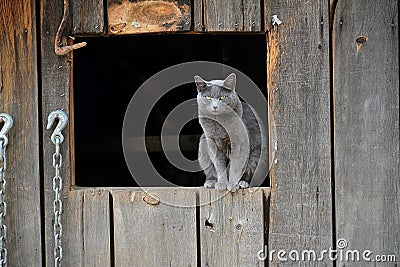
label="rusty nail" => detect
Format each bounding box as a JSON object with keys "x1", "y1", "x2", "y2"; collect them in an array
[
  {"x1": 218, "y1": 22, "x2": 222, "y2": 26},
  {"x1": 95, "y1": 25, "x2": 99, "y2": 29},
  {"x1": 339, "y1": 20, "x2": 343, "y2": 25},
  {"x1": 54, "y1": 0, "x2": 87, "y2": 55},
  {"x1": 58, "y1": 65, "x2": 63, "y2": 69}
]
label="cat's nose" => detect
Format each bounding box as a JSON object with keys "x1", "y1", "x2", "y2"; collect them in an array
[{"x1": 211, "y1": 100, "x2": 218, "y2": 110}]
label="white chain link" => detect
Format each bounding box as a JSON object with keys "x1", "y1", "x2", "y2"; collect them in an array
[
  {"x1": 0, "y1": 138, "x2": 8, "y2": 267},
  {"x1": 52, "y1": 136, "x2": 63, "y2": 267},
  {"x1": 47, "y1": 110, "x2": 68, "y2": 267},
  {"x1": 0, "y1": 113, "x2": 12, "y2": 267}
]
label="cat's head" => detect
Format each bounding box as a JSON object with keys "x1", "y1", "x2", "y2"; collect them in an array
[{"x1": 194, "y1": 73, "x2": 239, "y2": 115}]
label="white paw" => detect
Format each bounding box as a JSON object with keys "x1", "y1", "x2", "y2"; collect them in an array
[
  {"x1": 227, "y1": 182, "x2": 239, "y2": 192},
  {"x1": 215, "y1": 182, "x2": 227, "y2": 191},
  {"x1": 204, "y1": 180, "x2": 217, "y2": 188},
  {"x1": 238, "y1": 180, "x2": 249, "y2": 189}
]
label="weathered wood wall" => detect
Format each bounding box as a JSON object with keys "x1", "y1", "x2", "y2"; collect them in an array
[
  {"x1": 0, "y1": 0, "x2": 398, "y2": 266},
  {"x1": 333, "y1": 0, "x2": 399, "y2": 259},
  {"x1": 265, "y1": 0, "x2": 333, "y2": 264},
  {"x1": 0, "y1": 1, "x2": 42, "y2": 265}
]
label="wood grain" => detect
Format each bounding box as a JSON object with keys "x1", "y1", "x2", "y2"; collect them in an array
[
  {"x1": 112, "y1": 188, "x2": 197, "y2": 266},
  {"x1": 0, "y1": 1, "x2": 42, "y2": 265},
  {"x1": 83, "y1": 190, "x2": 111, "y2": 267},
  {"x1": 200, "y1": 0, "x2": 261, "y2": 31},
  {"x1": 333, "y1": 0, "x2": 399, "y2": 260},
  {"x1": 199, "y1": 188, "x2": 266, "y2": 266},
  {"x1": 265, "y1": 0, "x2": 332, "y2": 264},
  {"x1": 73, "y1": 0, "x2": 105, "y2": 35},
  {"x1": 41, "y1": 0, "x2": 83, "y2": 265},
  {"x1": 193, "y1": 0, "x2": 203, "y2": 31},
  {"x1": 108, "y1": 0, "x2": 191, "y2": 34}
]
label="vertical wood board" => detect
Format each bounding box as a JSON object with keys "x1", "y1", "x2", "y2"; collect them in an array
[
  {"x1": 265, "y1": 0, "x2": 332, "y2": 264},
  {"x1": 83, "y1": 190, "x2": 111, "y2": 267},
  {"x1": 333, "y1": 0, "x2": 399, "y2": 261},
  {"x1": 198, "y1": 0, "x2": 261, "y2": 31},
  {"x1": 112, "y1": 189, "x2": 197, "y2": 266},
  {"x1": 199, "y1": 189, "x2": 266, "y2": 266},
  {"x1": 0, "y1": 1, "x2": 42, "y2": 265},
  {"x1": 73, "y1": 0, "x2": 105, "y2": 35},
  {"x1": 41, "y1": 0, "x2": 85, "y2": 265}
]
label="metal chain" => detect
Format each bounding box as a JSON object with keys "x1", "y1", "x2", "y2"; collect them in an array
[
  {"x1": 0, "y1": 139, "x2": 8, "y2": 267},
  {"x1": 0, "y1": 113, "x2": 13, "y2": 267},
  {"x1": 52, "y1": 136, "x2": 63, "y2": 267},
  {"x1": 47, "y1": 110, "x2": 68, "y2": 267}
]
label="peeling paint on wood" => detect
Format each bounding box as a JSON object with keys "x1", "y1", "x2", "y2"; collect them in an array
[{"x1": 108, "y1": 0, "x2": 191, "y2": 34}]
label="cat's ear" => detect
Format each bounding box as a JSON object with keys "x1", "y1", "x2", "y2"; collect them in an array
[
  {"x1": 223, "y1": 73, "x2": 236, "y2": 91},
  {"x1": 194, "y1": 75, "x2": 207, "y2": 91}
]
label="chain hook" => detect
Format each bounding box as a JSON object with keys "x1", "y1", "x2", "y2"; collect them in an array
[
  {"x1": 46, "y1": 110, "x2": 68, "y2": 145},
  {"x1": 0, "y1": 113, "x2": 13, "y2": 137}
]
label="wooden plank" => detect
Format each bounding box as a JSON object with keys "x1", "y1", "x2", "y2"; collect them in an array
[
  {"x1": 199, "y1": 188, "x2": 265, "y2": 266},
  {"x1": 0, "y1": 1, "x2": 42, "y2": 265},
  {"x1": 333, "y1": 0, "x2": 399, "y2": 261},
  {"x1": 40, "y1": 0, "x2": 85, "y2": 265},
  {"x1": 112, "y1": 188, "x2": 197, "y2": 266},
  {"x1": 44, "y1": 189, "x2": 111, "y2": 267},
  {"x1": 200, "y1": 0, "x2": 261, "y2": 31},
  {"x1": 265, "y1": 0, "x2": 332, "y2": 264},
  {"x1": 107, "y1": 0, "x2": 191, "y2": 34},
  {"x1": 62, "y1": 192, "x2": 84, "y2": 266},
  {"x1": 83, "y1": 190, "x2": 111, "y2": 267},
  {"x1": 193, "y1": 0, "x2": 203, "y2": 31},
  {"x1": 72, "y1": 0, "x2": 105, "y2": 35}
]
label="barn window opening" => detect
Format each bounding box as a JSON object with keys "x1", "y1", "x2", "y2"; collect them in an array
[{"x1": 73, "y1": 34, "x2": 268, "y2": 187}]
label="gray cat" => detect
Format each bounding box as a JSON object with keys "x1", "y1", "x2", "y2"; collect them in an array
[{"x1": 195, "y1": 73, "x2": 267, "y2": 192}]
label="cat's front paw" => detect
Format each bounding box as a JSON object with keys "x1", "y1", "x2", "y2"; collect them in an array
[
  {"x1": 227, "y1": 182, "x2": 239, "y2": 192},
  {"x1": 204, "y1": 179, "x2": 217, "y2": 188},
  {"x1": 214, "y1": 182, "x2": 227, "y2": 191},
  {"x1": 238, "y1": 180, "x2": 249, "y2": 189}
]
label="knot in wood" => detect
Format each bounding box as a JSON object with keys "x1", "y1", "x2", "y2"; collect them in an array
[
  {"x1": 142, "y1": 193, "x2": 160, "y2": 205},
  {"x1": 356, "y1": 35, "x2": 367, "y2": 44}
]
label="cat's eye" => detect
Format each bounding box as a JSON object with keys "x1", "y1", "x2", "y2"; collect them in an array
[
  {"x1": 219, "y1": 96, "x2": 226, "y2": 100},
  {"x1": 205, "y1": 96, "x2": 212, "y2": 100}
]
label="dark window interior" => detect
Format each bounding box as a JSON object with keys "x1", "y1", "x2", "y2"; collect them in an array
[{"x1": 73, "y1": 34, "x2": 268, "y2": 187}]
